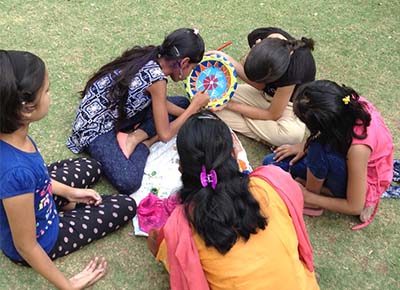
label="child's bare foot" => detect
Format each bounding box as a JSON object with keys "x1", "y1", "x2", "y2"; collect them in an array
[
  {"x1": 126, "y1": 129, "x2": 148, "y2": 155},
  {"x1": 360, "y1": 205, "x2": 375, "y2": 222},
  {"x1": 142, "y1": 135, "x2": 159, "y2": 149},
  {"x1": 117, "y1": 129, "x2": 148, "y2": 158},
  {"x1": 147, "y1": 229, "x2": 159, "y2": 257}
]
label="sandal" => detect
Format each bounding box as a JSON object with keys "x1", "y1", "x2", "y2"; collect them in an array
[{"x1": 303, "y1": 207, "x2": 324, "y2": 216}]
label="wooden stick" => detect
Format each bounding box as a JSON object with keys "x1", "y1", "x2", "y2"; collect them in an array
[{"x1": 216, "y1": 41, "x2": 233, "y2": 51}]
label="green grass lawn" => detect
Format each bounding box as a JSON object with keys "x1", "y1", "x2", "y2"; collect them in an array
[{"x1": 0, "y1": 0, "x2": 399, "y2": 289}]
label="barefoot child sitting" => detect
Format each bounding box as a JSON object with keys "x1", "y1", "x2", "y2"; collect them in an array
[
  {"x1": 0, "y1": 50, "x2": 136, "y2": 289},
  {"x1": 67, "y1": 28, "x2": 210, "y2": 195}
]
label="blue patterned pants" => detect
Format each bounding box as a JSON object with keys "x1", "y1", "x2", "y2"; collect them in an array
[{"x1": 87, "y1": 96, "x2": 189, "y2": 194}]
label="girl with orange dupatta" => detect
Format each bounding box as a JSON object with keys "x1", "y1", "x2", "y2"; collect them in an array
[{"x1": 147, "y1": 111, "x2": 320, "y2": 290}]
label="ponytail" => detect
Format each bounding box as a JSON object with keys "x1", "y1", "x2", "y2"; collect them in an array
[
  {"x1": 286, "y1": 37, "x2": 315, "y2": 51},
  {"x1": 177, "y1": 111, "x2": 267, "y2": 254},
  {"x1": 244, "y1": 35, "x2": 315, "y2": 84},
  {"x1": 81, "y1": 45, "x2": 159, "y2": 127},
  {"x1": 340, "y1": 85, "x2": 371, "y2": 140},
  {"x1": 293, "y1": 80, "x2": 371, "y2": 155}
]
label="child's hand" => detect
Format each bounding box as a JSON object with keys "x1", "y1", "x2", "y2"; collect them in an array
[
  {"x1": 205, "y1": 50, "x2": 229, "y2": 57},
  {"x1": 295, "y1": 180, "x2": 308, "y2": 198},
  {"x1": 69, "y1": 257, "x2": 107, "y2": 289},
  {"x1": 68, "y1": 188, "x2": 102, "y2": 206},
  {"x1": 205, "y1": 49, "x2": 222, "y2": 56},
  {"x1": 273, "y1": 143, "x2": 305, "y2": 165},
  {"x1": 209, "y1": 104, "x2": 227, "y2": 113},
  {"x1": 191, "y1": 90, "x2": 210, "y2": 109},
  {"x1": 209, "y1": 100, "x2": 235, "y2": 113},
  {"x1": 231, "y1": 131, "x2": 242, "y2": 160},
  {"x1": 205, "y1": 50, "x2": 234, "y2": 63},
  {"x1": 295, "y1": 178, "x2": 315, "y2": 205}
]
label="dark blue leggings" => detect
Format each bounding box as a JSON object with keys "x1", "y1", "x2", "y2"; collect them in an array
[
  {"x1": 87, "y1": 96, "x2": 189, "y2": 195},
  {"x1": 263, "y1": 150, "x2": 347, "y2": 198}
]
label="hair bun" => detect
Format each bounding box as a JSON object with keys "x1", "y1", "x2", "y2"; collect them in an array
[
  {"x1": 156, "y1": 45, "x2": 164, "y2": 55},
  {"x1": 301, "y1": 37, "x2": 315, "y2": 51}
]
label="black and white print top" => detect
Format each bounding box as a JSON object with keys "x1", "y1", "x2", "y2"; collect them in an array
[{"x1": 66, "y1": 60, "x2": 167, "y2": 153}]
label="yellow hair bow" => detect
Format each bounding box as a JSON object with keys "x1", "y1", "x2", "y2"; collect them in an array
[{"x1": 342, "y1": 95, "x2": 351, "y2": 105}]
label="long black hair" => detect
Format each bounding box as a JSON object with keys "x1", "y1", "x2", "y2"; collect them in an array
[
  {"x1": 176, "y1": 111, "x2": 267, "y2": 254},
  {"x1": 293, "y1": 80, "x2": 371, "y2": 155},
  {"x1": 244, "y1": 36, "x2": 314, "y2": 84},
  {"x1": 81, "y1": 28, "x2": 204, "y2": 126},
  {"x1": 0, "y1": 50, "x2": 45, "y2": 133}
]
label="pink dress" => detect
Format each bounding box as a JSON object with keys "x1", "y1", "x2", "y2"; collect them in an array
[{"x1": 351, "y1": 97, "x2": 394, "y2": 230}]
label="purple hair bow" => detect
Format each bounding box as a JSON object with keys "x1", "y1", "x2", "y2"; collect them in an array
[{"x1": 200, "y1": 166, "x2": 218, "y2": 190}]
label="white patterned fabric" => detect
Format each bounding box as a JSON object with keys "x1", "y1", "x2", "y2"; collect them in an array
[{"x1": 66, "y1": 60, "x2": 167, "y2": 153}]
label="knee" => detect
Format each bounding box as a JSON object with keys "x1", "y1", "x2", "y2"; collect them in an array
[
  {"x1": 111, "y1": 194, "x2": 137, "y2": 218},
  {"x1": 80, "y1": 157, "x2": 103, "y2": 176},
  {"x1": 169, "y1": 96, "x2": 190, "y2": 109},
  {"x1": 179, "y1": 98, "x2": 190, "y2": 109},
  {"x1": 112, "y1": 172, "x2": 143, "y2": 195},
  {"x1": 262, "y1": 153, "x2": 276, "y2": 165},
  {"x1": 262, "y1": 154, "x2": 291, "y2": 173},
  {"x1": 94, "y1": 156, "x2": 144, "y2": 194}
]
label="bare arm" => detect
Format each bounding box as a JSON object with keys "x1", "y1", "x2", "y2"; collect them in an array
[
  {"x1": 166, "y1": 100, "x2": 185, "y2": 117},
  {"x1": 147, "y1": 80, "x2": 209, "y2": 142},
  {"x1": 301, "y1": 144, "x2": 370, "y2": 215},
  {"x1": 226, "y1": 85, "x2": 294, "y2": 121},
  {"x1": 4, "y1": 193, "x2": 75, "y2": 289},
  {"x1": 3, "y1": 193, "x2": 106, "y2": 289}
]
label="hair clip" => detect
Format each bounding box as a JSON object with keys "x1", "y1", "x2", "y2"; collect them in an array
[
  {"x1": 197, "y1": 114, "x2": 218, "y2": 120},
  {"x1": 310, "y1": 130, "x2": 321, "y2": 140},
  {"x1": 173, "y1": 46, "x2": 181, "y2": 57},
  {"x1": 193, "y1": 28, "x2": 199, "y2": 35},
  {"x1": 200, "y1": 165, "x2": 218, "y2": 190},
  {"x1": 342, "y1": 95, "x2": 351, "y2": 105}
]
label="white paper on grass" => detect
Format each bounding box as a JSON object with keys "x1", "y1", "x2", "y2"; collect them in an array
[{"x1": 131, "y1": 137, "x2": 182, "y2": 236}]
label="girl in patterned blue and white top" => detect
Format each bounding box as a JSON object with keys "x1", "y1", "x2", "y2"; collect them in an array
[{"x1": 67, "y1": 28, "x2": 209, "y2": 195}]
